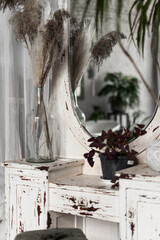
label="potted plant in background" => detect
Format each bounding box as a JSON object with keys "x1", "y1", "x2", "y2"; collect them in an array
[
  {"x1": 84, "y1": 124, "x2": 146, "y2": 180},
  {"x1": 98, "y1": 72, "x2": 140, "y2": 113}
]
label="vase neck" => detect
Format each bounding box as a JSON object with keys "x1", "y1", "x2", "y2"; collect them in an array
[{"x1": 36, "y1": 87, "x2": 43, "y2": 105}]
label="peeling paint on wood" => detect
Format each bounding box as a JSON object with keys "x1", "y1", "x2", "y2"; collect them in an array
[
  {"x1": 47, "y1": 212, "x2": 52, "y2": 229},
  {"x1": 19, "y1": 221, "x2": 24, "y2": 232},
  {"x1": 65, "y1": 102, "x2": 69, "y2": 111},
  {"x1": 153, "y1": 126, "x2": 159, "y2": 132},
  {"x1": 3, "y1": 163, "x2": 9, "y2": 166},
  {"x1": 44, "y1": 192, "x2": 46, "y2": 207},
  {"x1": 72, "y1": 205, "x2": 78, "y2": 210},
  {"x1": 36, "y1": 166, "x2": 49, "y2": 171},
  {"x1": 49, "y1": 174, "x2": 120, "y2": 223},
  {"x1": 130, "y1": 222, "x2": 135, "y2": 237},
  {"x1": 20, "y1": 176, "x2": 31, "y2": 181},
  {"x1": 89, "y1": 200, "x2": 98, "y2": 204},
  {"x1": 118, "y1": 173, "x2": 136, "y2": 179},
  {"x1": 80, "y1": 206, "x2": 99, "y2": 212},
  {"x1": 37, "y1": 205, "x2": 42, "y2": 225},
  {"x1": 69, "y1": 197, "x2": 76, "y2": 203}
]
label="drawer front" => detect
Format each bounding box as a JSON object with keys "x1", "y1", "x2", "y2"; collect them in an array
[{"x1": 49, "y1": 188, "x2": 119, "y2": 222}]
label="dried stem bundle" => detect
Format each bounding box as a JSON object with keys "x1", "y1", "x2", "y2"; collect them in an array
[
  {"x1": 10, "y1": 3, "x2": 42, "y2": 46},
  {"x1": 10, "y1": 5, "x2": 69, "y2": 87},
  {"x1": 70, "y1": 18, "x2": 94, "y2": 91},
  {"x1": 91, "y1": 31, "x2": 126, "y2": 69}
]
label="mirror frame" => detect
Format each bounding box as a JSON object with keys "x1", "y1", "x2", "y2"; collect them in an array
[{"x1": 63, "y1": 63, "x2": 160, "y2": 163}]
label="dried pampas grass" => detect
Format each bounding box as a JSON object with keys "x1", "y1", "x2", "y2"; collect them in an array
[
  {"x1": 70, "y1": 18, "x2": 95, "y2": 91},
  {"x1": 70, "y1": 26, "x2": 126, "y2": 92},
  {"x1": 10, "y1": 6, "x2": 69, "y2": 87},
  {"x1": 0, "y1": 0, "x2": 39, "y2": 11},
  {"x1": 31, "y1": 9, "x2": 69, "y2": 87},
  {"x1": 91, "y1": 31, "x2": 126, "y2": 68},
  {"x1": 10, "y1": 4, "x2": 42, "y2": 46},
  {"x1": 0, "y1": 0, "x2": 23, "y2": 10}
]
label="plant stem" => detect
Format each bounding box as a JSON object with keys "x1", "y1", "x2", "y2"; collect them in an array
[{"x1": 41, "y1": 95, "x2": 53, "y2": 159}]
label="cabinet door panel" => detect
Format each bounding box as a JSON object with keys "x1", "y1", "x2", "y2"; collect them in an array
[
  {"x1": 127, "y1": 189, "x2": 160, "y2": 240},
  {"x1": 138, "y1": 202, "x2": 160, "y2": 239},
  {"x1": 6, "y1": 169, "x2": 48, "y2": 240}
]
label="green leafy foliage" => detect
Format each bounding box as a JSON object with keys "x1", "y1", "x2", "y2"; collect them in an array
[
  {"x1": 89, "y1": 106, "x2": 106, "y2": 121},
  {"x1": 73, "y1": 0, "x2": 160, "y2": 54},
  {"x1": 98, "y1": 72, "x2": 140, "y2": 112},
  {"x1": 129, "y1": 0, "x2": 160, "y2": 55}
]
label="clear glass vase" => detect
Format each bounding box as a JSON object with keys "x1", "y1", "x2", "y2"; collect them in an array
[{"x1": 26, "y1": 87, "x2": 54, "y2": 163}]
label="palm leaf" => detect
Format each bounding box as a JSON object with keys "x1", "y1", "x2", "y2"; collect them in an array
[
  {"x1": 98, "y1": 84, "x2": 117, "y2": 96},
  {"x1": 148, "y1": 0, "x2": 157, "y2": 25},
  {"x1": 129, "y1": 0, "x2": 159, "y2": 54},
  {"x1": 95, "y1": 0, "x2": 104, "y2": 34},
  {"x1": 104, "y1": 73, "x2": 120, "y2": 83},
  {"x1": 82, "y1": 0, "x2": 92, "y2": 19}
]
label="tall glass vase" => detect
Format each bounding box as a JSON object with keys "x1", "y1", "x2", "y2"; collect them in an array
[{"x1": 26, "y1": 87, "x2": 54, "y2": 163}]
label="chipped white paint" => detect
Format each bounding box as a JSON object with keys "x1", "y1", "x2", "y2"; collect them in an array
[
  {"x1": 49, "y1": 174, "x2": 119, "y2": 223},
  {"x1": 4, "y1": 167, "x2": 48, "y2": 240},
  {"x1": 118, "y1": 165, "x2": 160, "y2": 240},
  {"x1": 1, "y1": 159, "x2": 85, "y2": 240}
]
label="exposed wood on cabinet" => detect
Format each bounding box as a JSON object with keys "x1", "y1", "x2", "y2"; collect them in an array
[{"x1": 47, "y1": 212, "x2": 52, "y2": 229}]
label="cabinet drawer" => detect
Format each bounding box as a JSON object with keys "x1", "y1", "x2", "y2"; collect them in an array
[{"x1": 49, "y1": 187, "x2": 119, "y2": 222}]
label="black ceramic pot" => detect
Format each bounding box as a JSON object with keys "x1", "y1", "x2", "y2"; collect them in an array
[{"x1": 100, "y1": 154, "x2": 137, "y2": 180}]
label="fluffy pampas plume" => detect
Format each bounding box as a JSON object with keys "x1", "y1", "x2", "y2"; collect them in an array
[
  {"x1": 91, "y1": 31, "x2": 127, "y2": 69},
  {"x1": 0, "y1": 0, "x2": 24, "y2": 10},
  {"x1": 10, "y1": 3, "x2": 69, "y2": 87},
  {"x1": 70, "y1": 25, "x2": 126, "y2": 92},
  {"x1": 70, "y1": 18, "x2": 95, "y2": 91}
]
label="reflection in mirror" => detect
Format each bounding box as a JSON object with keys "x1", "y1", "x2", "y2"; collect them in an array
[{"x1": 70, "y1": 0, "x2": 158, "y2": 137}]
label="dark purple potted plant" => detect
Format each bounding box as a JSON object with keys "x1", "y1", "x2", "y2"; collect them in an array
[{"x1": 84, "y1": 125, "x2": 147, "y2": 180}]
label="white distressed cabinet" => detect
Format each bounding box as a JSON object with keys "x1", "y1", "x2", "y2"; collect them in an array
[
  {"x1": 2, "y1": 160, "x2": 160, "y2": 240},
  {"x1": 117, "y1": 164, "x2": 160, "y2": 240}
]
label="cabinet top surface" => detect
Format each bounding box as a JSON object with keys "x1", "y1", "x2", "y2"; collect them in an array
[
  {"x1": 115, "y1": 164, "x2": 160, "y2": 181},
  {"x1": 49, "y1": 173, "x2": 119, "y2": 195},
  {"x1": 1, "y1": 158, "x2": 84, "y2": 172}
]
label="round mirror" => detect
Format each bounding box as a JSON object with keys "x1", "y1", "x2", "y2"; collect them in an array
[{"x1": 70, "y1": 1, "x2": 158, "y2": 137}]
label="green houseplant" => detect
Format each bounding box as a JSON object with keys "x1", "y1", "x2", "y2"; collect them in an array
[
  {"x1": 84, "y1": 124, "x2": 146, "y2": 180},
  {"x1": 98, "y1": 72, "x2": 140, "y2": 113}
]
